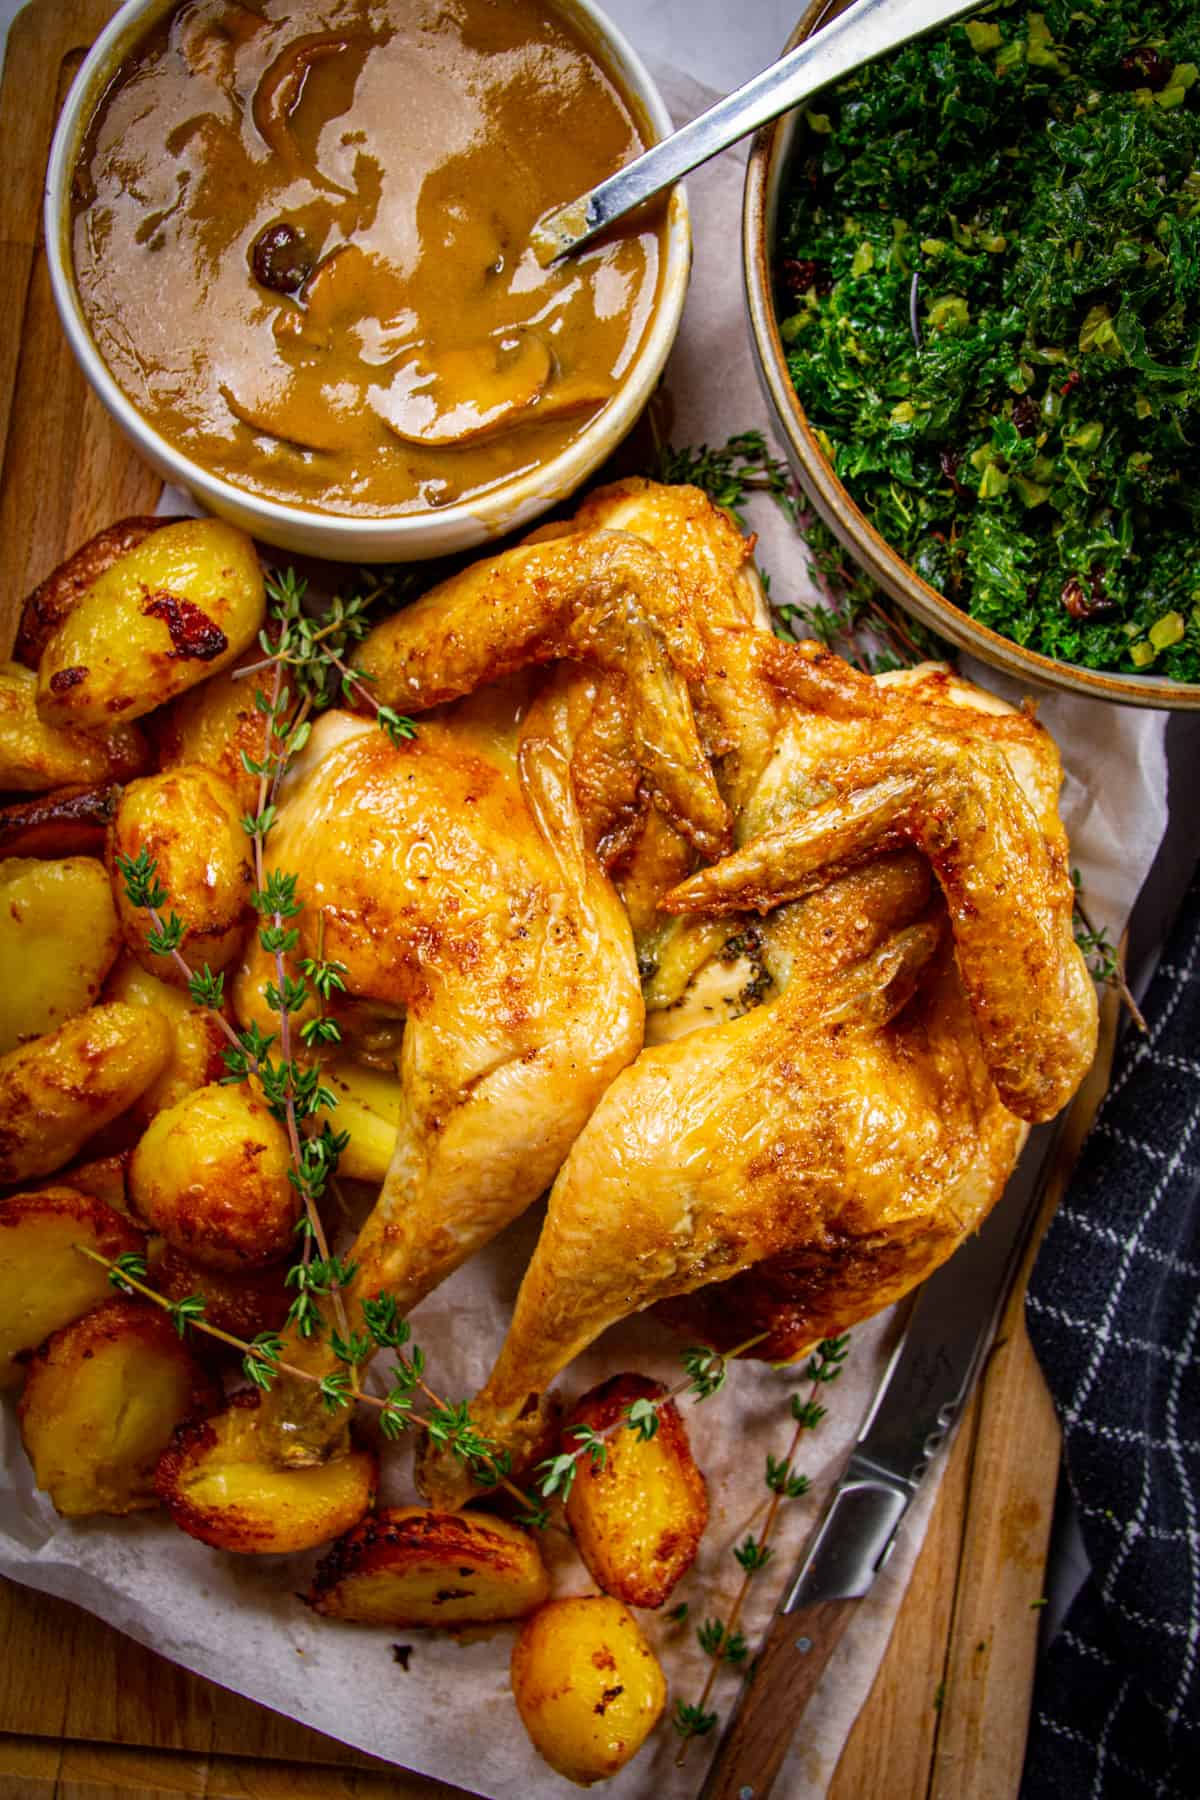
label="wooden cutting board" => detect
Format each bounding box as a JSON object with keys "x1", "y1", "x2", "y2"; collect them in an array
[{"x1": 0, "y1": 3, "x2": 1117, "y2": 1795}]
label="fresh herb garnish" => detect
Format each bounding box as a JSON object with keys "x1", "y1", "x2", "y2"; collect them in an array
[{"x1": 674, "y1": 1334, "x2": 851, "y2": 1765}]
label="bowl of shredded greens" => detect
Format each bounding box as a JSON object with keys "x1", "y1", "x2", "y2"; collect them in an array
[{"x1": 744, "y1": 0, "x2": 1200, "y2": 706}]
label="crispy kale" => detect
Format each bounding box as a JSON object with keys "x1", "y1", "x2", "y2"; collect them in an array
[{"x1": 777, "y1": 0, "x2": 1200, "y2": 681}]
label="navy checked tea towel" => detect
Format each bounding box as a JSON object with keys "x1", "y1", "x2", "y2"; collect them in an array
[{"x1": 1022, "y1": 870, "x2": 1200, "y2": 1799}]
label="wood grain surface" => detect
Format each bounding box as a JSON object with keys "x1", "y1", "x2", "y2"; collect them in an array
[{"x1": 0, "y1": 4, "x2": 1115, "y2": 1795}]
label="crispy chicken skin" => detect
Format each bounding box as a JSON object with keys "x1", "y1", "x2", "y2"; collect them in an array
[
  {"x1": 409, "y1": 481, "x2": 1097, "y2": 1505},
  {"x1": 252, "y1": 704, "x2": 644, "y2": 1463}
]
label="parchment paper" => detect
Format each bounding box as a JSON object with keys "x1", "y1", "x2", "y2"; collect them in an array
[{"x1": 0, "y1": 61, "x2": 1170, "y2": 1800}]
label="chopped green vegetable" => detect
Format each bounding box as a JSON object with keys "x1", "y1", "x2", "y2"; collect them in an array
[{"x1": 777, "y1": 0, "x2": 1200, "y2": 682}]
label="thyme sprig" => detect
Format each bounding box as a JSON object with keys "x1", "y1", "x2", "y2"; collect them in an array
[
  {"x1": 655, "y1": 430, "x2": 797, "y2": 531},
  {"x1": 673, "y1": 1333, "x2": 851, "y2": 1756},
  {"x1": 652, "y1": 427, "x2": 940, "y2": 674},
  {"x1": 81, "y1": 1246, "x2": 529, "y2": 1505},
  {"x1": 108, "y1": 572, "x2": 526, "y2": 1484},
  {"x1": 531, "y1": 1334, "x2": 769, "y2": 1513},
  {"x1": 1072, "y1": 870, "x2": 1146, "y2": 1032}
]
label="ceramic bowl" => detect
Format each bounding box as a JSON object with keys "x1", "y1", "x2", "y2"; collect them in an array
[
  {"x1": 44, "y1": 0, "x2": 690, "y2": 563},
  {"x1": 742, "y1": 0, "x2": 1200, "y2": 709}
]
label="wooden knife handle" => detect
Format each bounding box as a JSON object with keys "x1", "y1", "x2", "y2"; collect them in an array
[{"x1": 700, "y1": 1597, "x2": 859, "y2": 1800}]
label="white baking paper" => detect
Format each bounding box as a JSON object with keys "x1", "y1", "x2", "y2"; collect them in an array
[{"x1": 0, "y1": 60, "x2": 1169, "y2": 1800}]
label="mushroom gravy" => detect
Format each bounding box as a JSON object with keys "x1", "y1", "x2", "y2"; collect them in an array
[{"x1": 71, "y1": 0, "x2": 663, "y2": 515}]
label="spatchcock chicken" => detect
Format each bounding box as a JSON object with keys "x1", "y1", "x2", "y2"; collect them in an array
[{"x1": 205, "y1": 477, "x2": 1096, "y2": 1489}]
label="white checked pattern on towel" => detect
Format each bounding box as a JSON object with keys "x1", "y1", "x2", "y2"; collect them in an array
[{"x1": 1021, "y1": 870, "x2": 1200, "y2": 1800}]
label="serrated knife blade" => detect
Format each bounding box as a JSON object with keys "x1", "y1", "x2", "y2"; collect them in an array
[{"x1": 699, "y1": 1117, "x2": 1063, "y2": 1800}]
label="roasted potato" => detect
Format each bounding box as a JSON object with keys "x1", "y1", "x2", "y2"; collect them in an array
[
  {"x1": 0, "y1": 1002, "x2": 172, "y2": 1185},
  {"x1": 0, "y1": 662, "x2": 147, "y2": 791},
  {"x1": 156, "y1": 1245, "x2": 289, "y2": 1347},
  {"x1": 104, "y1": 955, "x2": 228, "y2": 1118},
  {"x1": 17, "y1": 1299, "x2": 220, "y2": 1516},
  {"x1": 128, "y1": 1081, "x2": 298, "y2": 1268},
  {"x1": 0, "y1": 782, "x2": 119, "y2": 860},
  {"x1": 0, "y1": 857, "x2": 121, "y2": 1055},
  {"x1": 511, "y1": 1597, "x2": 667, "y2": 1786},
  {"x1": 36, "y1": 519, "x2": 264, "y2": 729},
  {"x1": 156, "y1": 1391, "x2": 377, "y2": 1553},
  {"x1": 0, "y1": 1187, "x2": 145, "y2": 1388},
  {"x1": 562, "y1": 1374, "x2": 708, "y2": 1609},
  {"x1": 108, "y1": 765, "x2": 253, "y2": 982},
  {"x1": 309, "y1": 1507, "x2": 549, "y2": 1626},
  {"x1": 232, "y1": 930, "x2": 321, "y2": 1043},
  {"x1": 14, "y1": 516, "x2": 177, "y2": 666},
  {"x1": 151, "y1": 650, "x2": 271, "y2": 814},
  {"x1": 42, "y1": 1150, "x2": 132, "y2": 1214},
  {"x1": 316, "y1": 1059, "x2": 401, "y2": 1182}
]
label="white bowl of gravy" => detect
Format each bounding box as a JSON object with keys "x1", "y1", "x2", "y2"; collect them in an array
[{"x1": 45, "y1": 0, "x2": 690, "y2": 561}]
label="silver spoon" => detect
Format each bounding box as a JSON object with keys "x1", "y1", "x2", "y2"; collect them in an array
[{"x1": 532, "y1": 0, "x2": 986, "y2": 264}]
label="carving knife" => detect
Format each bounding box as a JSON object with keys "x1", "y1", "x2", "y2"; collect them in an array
[{"x1": 699, "y1": 1118, "x2": 1063, "y2": 1800}]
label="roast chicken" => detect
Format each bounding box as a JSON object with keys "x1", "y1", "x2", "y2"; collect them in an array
[
  {"x1": 349, "y1": 479, "x2": 1098, "y2": 1505},
  {"x1": 205, "y1": 477, "x2": 1095, "y2": 1484}
]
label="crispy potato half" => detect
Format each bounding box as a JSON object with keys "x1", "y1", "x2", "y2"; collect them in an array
[
  {"x1": 156, "y1": 1391, "x2": 377, "y2": 1553},
  {"x1": 43, "y1": 1149, "x2": 132, "y2": 1214},
  {"x1": 562, "y1": 1374, "x2": 708, "y2": 1609},
  {"x1": 0, "y1": 1002, "x2": 171, "y2": 1185},
  {"x1": 129, "y1": 1082, "x2": 298, "y2": 1268},
  {"x1": 17, "y1": 1299, "x2": 220, "y2": 1516},
  {"x1": 36, "y1": 519, "x2": 264, "y2": 729},
  {"x1": 0, "y1": 1187, "x2": 145, "y2": 1388},
  {"x1": 0, "y1": 782, "x2": 119, "y2": 860},
  {"x1": 309, "y1": 1507, "x2": 549, "y2": 1627},
  {"x1": 0, "y1": 662, "x2": 147, "y2": 792},
  {"x1": 14, "y1": 516, "x2": 176, "y2": 666},
  {"x1": 109, "y1": 765, "x2": 252, "y2": 982},
  {"x1": 0, "y1": 857, "x2": 121, "y2": 1055},
  {"x1": 511, "y1": 1596, "x2": 667, "y2": 1786},
  {"x1": 105, "y1": 955, "x2": 228, "y2": 1119}
]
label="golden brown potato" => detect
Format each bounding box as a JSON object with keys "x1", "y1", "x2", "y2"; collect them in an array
[
  {"x1": 562, "y1": 1374, "x2": 708, "y2": 1609},
  {"x1": 14, "y1": 516, "x2": 177, "y2": 666},
  {"x1": 0, "y1": 662, "x2": 147, "y2": 792},
  {"x1": 17, "y1": 1299, "x2": 220, "y2": 1516},
  {"x1": 151, "y1": 650, "x2": 272, "y2": 814},
  {"x1": 156, "y1": 1245, "x2": 289, "y2": 1348},
  {"x1": 315, "y1": 1059, "x2": 401, "y2": 1183},
  {"x1": 0, "y1": 857, "x2": 121, "y2": 1055},
  {"x1": 309, "y1": 1507, "x2": 549, "y2": 1626},
  {"x1": 0, "y1": 1187, "x2": 145, "y2": 1388},
  {"x1": 156, "y1": 1391, "x2": 377, "y2": 1553},
  {"x1": 0, "y1": 1002, "x2": 172, "y2": 1185},
  {"x1": 108, "y1": 765, "x2": 253, "y2": 983},
  {"x1": 511, "y1": 1597, "x2": 667, "y2": 1786},
  {"x1": 36, "y1": 519, "x2": 264, "y2": 729},
  {"x1": 129, "y1": 1081, "x2": 298, "y2": 1268},
  {"x1": 0, "y1": 783, "x2": 119, "y2": 860},
  {"x1": 104, "y1": 955, "x2": 228, "y2": 1118},
  {"x1": 43, "y1": 1150, "x2": 132, "y2": 1214}
]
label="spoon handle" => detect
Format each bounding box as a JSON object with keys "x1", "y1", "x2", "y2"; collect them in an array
[{"x1": 534, "y1": 0, "x2": 984, "y2": 262}]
